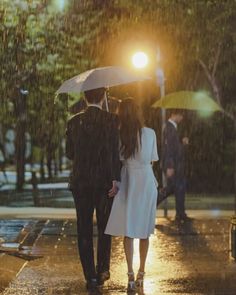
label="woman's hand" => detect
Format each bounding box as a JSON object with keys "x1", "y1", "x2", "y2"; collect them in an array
[{"x1": 108, "y1": 180, "x2": 119, "y2": 197}]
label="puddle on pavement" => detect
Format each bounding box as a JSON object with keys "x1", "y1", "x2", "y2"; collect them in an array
[{"x1": 0, "y1": 242, "x2": 20, "y2": 250}]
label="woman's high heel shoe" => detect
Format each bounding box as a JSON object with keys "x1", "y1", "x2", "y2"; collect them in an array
[
  {"x1": 135, "y1": 271, "x2": 145, "y2": 288},
  {"x1": 127, "y1": 272, "x2": 136, "y2": 292}
]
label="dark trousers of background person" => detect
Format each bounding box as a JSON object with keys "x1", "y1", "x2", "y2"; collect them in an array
[
  {"x1": 72, "y1": 187, "x2": 113, "y2": 281},
  {"x1": 0, "y1": 162, "x2": 8, "y2": 183},
  {"x1": 165, "y1": 175, "x2": 186, "y2": 218}
]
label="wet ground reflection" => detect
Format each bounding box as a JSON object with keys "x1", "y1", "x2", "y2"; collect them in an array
[{"x1": 1, "y1": 218, "x2": 236, "y2": 294}]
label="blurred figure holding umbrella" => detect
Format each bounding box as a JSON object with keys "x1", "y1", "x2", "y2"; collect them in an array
[
  {"x1": 153, "y1": 90, "x2": 223, "y2": 220},
  {"x1": 160, "y1": 109, "x2": 190, "y2": 222}
]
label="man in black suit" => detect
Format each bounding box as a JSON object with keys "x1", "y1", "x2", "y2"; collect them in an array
[
  {"x1": 160, "y1": 109, "x2": 189, "y2": 222},
  {"x1": 65, "y1": 88, "x2": 120, "y2": 290}
]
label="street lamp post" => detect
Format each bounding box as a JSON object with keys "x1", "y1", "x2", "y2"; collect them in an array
[
  {"x1": 132, "y1": 49, "x2": 168, "y2": 217},
  {"x1": 156, "y1": 66, "x2": 168, "y2": 217},
  {"x1": 15, "y1": 86, "x2": 28, "y2": 190}
]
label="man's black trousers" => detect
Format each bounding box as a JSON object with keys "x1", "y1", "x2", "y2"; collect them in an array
[{"x1": 72, "y1": 187, "x2": 113, "y2": 280}]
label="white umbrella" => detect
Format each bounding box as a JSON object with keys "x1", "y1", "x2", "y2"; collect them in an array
[
  {"x1": 56, "y1": 66, "x2": 150, "y2": 94},
  {"x1": 56, "y1": 66, "x2": 150, "y2": 110}
]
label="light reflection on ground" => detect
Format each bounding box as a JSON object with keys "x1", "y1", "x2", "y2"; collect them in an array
[{"x1": 1, "y1": 218, "x2": 236, "y2": 294}]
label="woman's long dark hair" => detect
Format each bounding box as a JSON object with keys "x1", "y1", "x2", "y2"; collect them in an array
[{"x1": 119, "y1": 98, "x2": 144, "y2": 159}]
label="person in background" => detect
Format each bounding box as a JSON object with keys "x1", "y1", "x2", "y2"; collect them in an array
[
  {"x1": 161, "y1": 109, "x2": 190, "y2": 222},
  {"x1": 102, "y1": 96, "x2": 121, "y2": 114},
  {"x1": 0, "y1": 143, "x2": 8, "y2": 184}
]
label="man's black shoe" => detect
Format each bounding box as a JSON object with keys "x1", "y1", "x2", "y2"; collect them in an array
[
  {"x1": 175, "y1": 214, "x2": 193, "y2": 223},
  {"x1": 86, "y1": 278, "x2": 98, "y2": 291},
  {"x1": 97, "y1": 270, "x2": 110, "y2": 286},
  {"x1": 182, "y1": 215, "x2": 193, "y2": 221}
]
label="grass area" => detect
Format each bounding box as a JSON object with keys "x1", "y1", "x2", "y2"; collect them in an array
[
  {"x1": 158, "y1": 193, "x2": 235, "y2": 210},
  {"x1": 0, "y1": 189, "x2": 234, "y2": 210}
]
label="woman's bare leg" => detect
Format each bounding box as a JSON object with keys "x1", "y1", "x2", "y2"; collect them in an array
[
  {"x1": 123, "y1": 237, "x2": 134, "y2": 273},
  {"x1": 139, "y1": 238, "x2": 149, "y2": 272}
]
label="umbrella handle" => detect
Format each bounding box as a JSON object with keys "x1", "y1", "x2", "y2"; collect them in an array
[{"x1": 105, "y1": 90, "x2": 109, "y2": 112}]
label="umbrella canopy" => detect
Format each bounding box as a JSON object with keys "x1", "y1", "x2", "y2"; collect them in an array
[
  {"x1": 152, "y1": 91, "x2": 223, "y2": 112},
  {"x1": 56, "y1": 66, "x2": 150, "y2": 94}
]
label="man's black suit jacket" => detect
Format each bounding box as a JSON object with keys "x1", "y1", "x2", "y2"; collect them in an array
[
  {"x1": 66, "y1": 106, "x2": 120, "y2": 192},
  {"x1": 162, "y1": 121, "x2": 185, "y2": 178}
]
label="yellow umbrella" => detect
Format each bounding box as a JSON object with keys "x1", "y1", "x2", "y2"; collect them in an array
[{"x1": 152, "y1": 91, "x2": 223, "y2": 112}]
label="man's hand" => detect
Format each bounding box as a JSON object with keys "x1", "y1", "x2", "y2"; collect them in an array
[
  {"x1": 108, "y1": 180, "x2": 119, "y2": 198},
  {"x1": 166, "y1": 168, "x2": 175, "y2": 178}
]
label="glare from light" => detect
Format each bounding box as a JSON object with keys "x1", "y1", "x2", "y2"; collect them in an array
[
  {"x1": 210, "y1": 209, "x2": 221, "y2": 217},
  {"x1": 132, "y1": 52, "x2": 148, "y2": 69},
  {"x1": 50, "y1": 0, "x2": 68, "y2": 12},
  {"x1": 197, "y1": 109, "x2": 214, "y2": 118},
  {"x1": 57, "y1": 0, "x2": 66, "y2": 11}
]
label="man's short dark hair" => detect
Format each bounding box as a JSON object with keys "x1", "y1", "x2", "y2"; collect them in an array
[
  {"x1": 169, "y1": 108, "x2": 185, "y2": 116},
  {"x1": 84, "y1": 88, "x2": 106, "y2": 104}
]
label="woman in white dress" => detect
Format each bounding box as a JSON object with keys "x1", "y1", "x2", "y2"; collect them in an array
[{"x1": 105, "y1": 98, "x2": 159, "y2": 291}]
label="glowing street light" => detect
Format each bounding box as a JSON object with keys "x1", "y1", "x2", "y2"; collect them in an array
[
  {"x1": 155, "y1": 48, "x2": 168, "y2": 217},
  {"x1": 132, "y1": 51, "x2": 148, "y2": 69}
]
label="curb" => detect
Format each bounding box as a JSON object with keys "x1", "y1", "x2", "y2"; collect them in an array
[{"x1": 0, "y1": 207, "x2": 76, "y2": 219}]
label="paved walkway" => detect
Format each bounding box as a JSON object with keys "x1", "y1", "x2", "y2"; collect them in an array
[{"x1": 0, "y1": 214, "x2": 236, "y2": 295}]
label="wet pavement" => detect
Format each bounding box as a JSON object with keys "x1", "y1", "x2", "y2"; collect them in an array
[{"x1": 0, "y1": 216, "x2": 236, "y2": 295}]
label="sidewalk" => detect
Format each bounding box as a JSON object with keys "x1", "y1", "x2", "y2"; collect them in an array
[
  {"x1": 0, "y1": 207, "x2": 235, "y2": 219},
  {"x1": 1, "y1": 172, "x2": 236, "y2": 293},
  {"x1": 0, "y1": 214, "x2": 236, "y2": 294}
]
